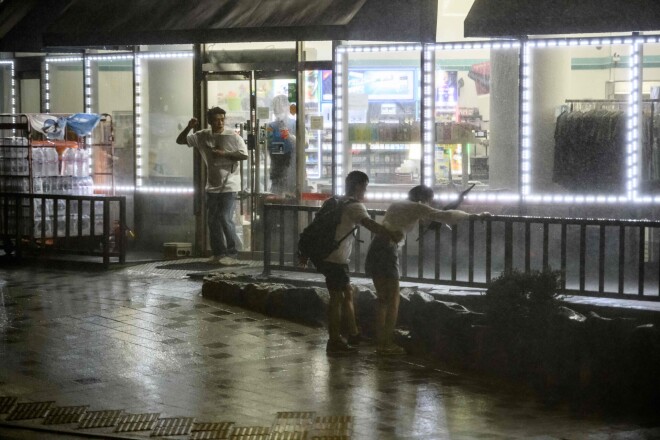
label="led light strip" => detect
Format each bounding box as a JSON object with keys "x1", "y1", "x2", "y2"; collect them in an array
[
  {"x1": 0, "y1": 61, "x2": 16, "y2": 114},
  {"x1": 423, "y1": 46, "x2": 434, "y2": 188},
  {"x1": 335, "y1": 47, "x2": 345, "y2": 195},
  {"x1": 134, "y1": 51, "x2": 193, "y2": 192},
  {"x1": 521, "y1": 42, "x2": 532, "y2": 198},
  {"x1": 138, "y1": 186, "x2": 195, "y2": 194},
  {"x1": 135, "y1": 56, "x2": 142, "y2": 188},
  {"x1": 629, "y1": 39, "x2": 641, "y2": 201}
]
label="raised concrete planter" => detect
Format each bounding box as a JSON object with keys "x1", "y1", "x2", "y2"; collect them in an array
[{"x1": 202, "y1": 273, "x2": 660, "y2": 409}]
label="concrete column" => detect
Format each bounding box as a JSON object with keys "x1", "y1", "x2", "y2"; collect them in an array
[
  {"x1": 529, "y1": 49, "x2": 571, "y2": 192},
  {"x1": 488, "y1": 48, "x2": 520, "y2": 191}
]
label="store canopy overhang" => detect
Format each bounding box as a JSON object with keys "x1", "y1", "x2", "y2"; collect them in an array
[
  {"x1": 465, "y1": 0, "x2": 660, "y2": 38},
  {"x1": 0, "y1": 0, "x2": 437, "y2": 52}
]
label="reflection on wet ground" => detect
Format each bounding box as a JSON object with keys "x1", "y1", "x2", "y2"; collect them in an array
[{"x1": 0, "y1": 261, "x2": 658, "y2": 439}]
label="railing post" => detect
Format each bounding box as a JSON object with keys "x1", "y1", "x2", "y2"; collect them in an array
[
  {"x1": 102, "y1": 199, "x2": 110, "y2": 268},
  {"x1": 599, "y1": 225, "x2": 605, "y2": 293},
  {"x1": 618, "y1": 225, "x2": 625, "y2": 295},
  {"x1": 485, "y1": 219, "x2": 492, "y2": 282},
  {"x1": 579, "y1": 224, "x2": 586, "y2": 292},
  {"x1": 542, "y1": 222, "x2": 549, "y2": 271},
  {"x1": 504, "y1": 221, "x2": 513, "y2": 273},
  {"x1": 418, "y1": 221, "x2": 424, "y2": 279},
  {"x1": 451, "y1": 226, "x2": 458, "y2": 281},
  {"x1": 468, "y1": 217, "x2": 474, "y2": 283},
  {"x1": 561, "y1": 223, "x2": 567, "y2": 291},
  {"x1": 119, "y1": 197, "x2": 126, "y2": 264},
  {"x1": 262, "y1": 203, "x2": 271, "y2": 276},
  {"x1": 14, "y1": 194, "x2": 22, "y2": 259},
  {"x1": 524, "y1": 221, "x2": 531, "y2": 273},
  {"x1": 279, "y1": 208, "x2": 285, "y2": 267},
  {"x1": 639, "y1": 226, "x2": 645, "y2": 296}
]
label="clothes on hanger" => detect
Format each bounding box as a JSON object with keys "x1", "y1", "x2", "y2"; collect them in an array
[{"x1": 553, "y1": 108, "x2": 626, "y2": 191}]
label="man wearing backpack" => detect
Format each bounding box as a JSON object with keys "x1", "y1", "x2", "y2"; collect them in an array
[{"x1": 314, "y1": 171, "x2": 402, "y2": 354}]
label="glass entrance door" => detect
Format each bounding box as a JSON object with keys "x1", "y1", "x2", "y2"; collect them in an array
[{"x1": 205, "y1": 72, "x2": 296, "y2": 255}]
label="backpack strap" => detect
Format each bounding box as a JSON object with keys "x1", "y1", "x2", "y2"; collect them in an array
[{"x1": 334, "y1": 197, "x2": 362, "y2": 244}]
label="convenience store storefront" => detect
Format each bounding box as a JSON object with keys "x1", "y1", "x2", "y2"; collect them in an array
[{"x1": 2, "y1": 0, "x2": 660, "y2": 259}]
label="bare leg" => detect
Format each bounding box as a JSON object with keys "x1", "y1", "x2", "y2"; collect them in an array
[
  {"x1": 341, "y1": 284, "x2": 359, "y2": 337},
  {"x1": 328, "y1": 289, "x2": 343, "y2": 342},
  {"x1": 373, "y1": 277, "x2": 400, "y2": 348},
  {"x1": 383, "y1": 278, "x2": 401, "y2": 346}
]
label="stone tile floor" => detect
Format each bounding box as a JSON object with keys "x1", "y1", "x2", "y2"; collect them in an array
[{"x1": 0, "y1": 259, "x2": 659, "y2": 439}]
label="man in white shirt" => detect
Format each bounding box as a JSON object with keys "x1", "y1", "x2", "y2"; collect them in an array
[
  {"x1": 365, "y1": 185, "x2": 489, "y2": 355},
  {"x1": 318, "y1": 171, "x2": 402, "y2": 354},
  {"x1": 176, "y1": 107, "x2": 248, "y2": 265}
]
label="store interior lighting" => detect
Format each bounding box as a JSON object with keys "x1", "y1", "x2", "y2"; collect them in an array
[{"x1": 522, "y1": 36, "x2": 639, "y2": 205}]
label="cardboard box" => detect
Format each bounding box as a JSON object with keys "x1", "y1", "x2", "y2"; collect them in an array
[{"x1": 163, "y1": 242, "x2": 192, "y2": 260}]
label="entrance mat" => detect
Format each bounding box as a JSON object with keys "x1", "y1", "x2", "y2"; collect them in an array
[{"x1": 155, "y1": 262, "x2": 246, "y2": 271}]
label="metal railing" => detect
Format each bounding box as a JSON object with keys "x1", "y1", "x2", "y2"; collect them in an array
[
  {"x1": 1, "y1": 193, "x2": 126, "y2": 267},
  {"x1": 263, "y1": 203, "x2": 660, "y2": 301}
]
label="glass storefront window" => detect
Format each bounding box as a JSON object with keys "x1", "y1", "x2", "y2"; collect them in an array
[
  {"x1": 89, "y1": 56, "x2": 135, "y2": 191},
  {"x1": 640, "y1": 42, "x2": 660, "y2": 195},
  {"x1": 339, "y1": 46, "x2": 422, "y2": 199},
  {"x1": 432, "y1": 44, "x2": 519, "y2": 196},
  {"x1": 303, "y1": 70, "x2": 332, "y2": 191},
  {"x1": 136, "y1": 54, "x2": 193, "y2": 188},
  {"x1": 527, "y1": 41, "x2": 631, "y2": 197},
  {"x1": 45, "y1": 58, "x2": 83, "y2": 114}
]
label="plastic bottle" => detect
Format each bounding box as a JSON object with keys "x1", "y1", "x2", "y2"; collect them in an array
[
  {"x1": 75, "y1": 149, "x2": 87, "y2": 177},
  {"x1": 62, "y1": 148, "x2": 76, "y2": 176},
  {"x1": 73, "y1": 176, "x2": 82, "y2": 195},
  {"x1": 9, "y1": 144, "x2": 17, "y2": 174},
  {"x1": 84, "y1": 176, "x2": 95, "y2": 195},
  {"x1": 33, "y1": 176, "x2": 43, "y2": 194},
  {"x1": 32, "y1": 147, "x2": 43, "y2": 177},
  {"x1": 42, "y1": 148, "x2": 55, "y2": 176}
]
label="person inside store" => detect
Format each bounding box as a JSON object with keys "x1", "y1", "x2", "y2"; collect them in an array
[
  {"x1": 318, "y1": 170, "x2": 403, "y2": 354},
  {"x1": 365, "y1": 185, "x2": 490, "y2": 355},
  {"x1": 176, "y1": 107, "x2": 248, "y2": 265},
  {"x1": 266, "y1": 95, "x2": 297, "y2": 196}
]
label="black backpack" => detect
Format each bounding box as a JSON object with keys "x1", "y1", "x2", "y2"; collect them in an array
[{"x1": 298, "y1": 196, "x2": 358, "y2": 269}]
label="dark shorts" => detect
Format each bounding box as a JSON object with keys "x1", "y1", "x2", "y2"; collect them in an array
[
  {"x1": 365, "y1": 234, "x2": 400, "y2": 279},
  {"x1": 317, "y1": 261, "x2": 350, "y2": 291}
]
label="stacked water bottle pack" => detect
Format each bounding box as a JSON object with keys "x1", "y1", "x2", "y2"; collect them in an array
[
  {"x1": 0, "y1": 137, "x2": 100, "y2": 239},
  {"x1": 0, "y1": 137, "x2": 31, "y2": 192}
]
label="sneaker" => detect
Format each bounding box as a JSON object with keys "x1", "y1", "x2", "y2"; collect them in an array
[
  {"x1": 218, "y1": 256, "x2": 240, "y2": 266},
  {"x1": 346, "y1": 333, "x2": 363, "y2": 346},
  {"x1": 326, "y1": 339, "x2": 358, "y2": 354},
  {"x1": 207, "y1": 256, "x2": 221, "y2": 263},
  {"x1": 376, "y1": 344, "x2": 406, "y2": 356}
]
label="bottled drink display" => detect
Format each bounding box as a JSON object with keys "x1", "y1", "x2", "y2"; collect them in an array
[{"x1": 1, "y1": 136, "x2": 97, "y2": 239}]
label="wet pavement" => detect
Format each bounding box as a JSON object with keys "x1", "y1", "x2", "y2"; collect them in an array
[{"x1": 0, "y1": 259, "x2": 659, "y2": 439}]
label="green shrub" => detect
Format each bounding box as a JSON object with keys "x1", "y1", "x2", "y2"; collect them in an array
[{"x1": 484, "y1": 269, "x2": 563, "y2": 331}]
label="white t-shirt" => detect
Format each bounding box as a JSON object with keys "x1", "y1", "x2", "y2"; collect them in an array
[
  {"x1": 324, "y1": 199, "x2": 370, "y2": 265},
  {"x1": 186, "y1": 129, "x2": 247, "y2": 193},
  {"x1": 382, "y1": 200, "x2": 471, "y2": 242}
]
